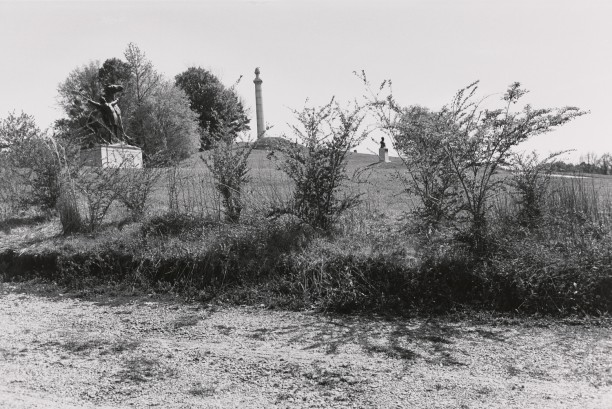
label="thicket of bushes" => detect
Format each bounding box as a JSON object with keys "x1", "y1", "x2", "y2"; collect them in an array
[
  {"x1": 1, "y1": 80, "x2": 611, "y2": 317},
  {"x1": 2, "y1": 207, "x2": 610, "y2": 315}
]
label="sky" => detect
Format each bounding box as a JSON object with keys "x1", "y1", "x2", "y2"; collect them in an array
[{"x1": 0, "y1": 0, "x2": 610, "y2": 162}]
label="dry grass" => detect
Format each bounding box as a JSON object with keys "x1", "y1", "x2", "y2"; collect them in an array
[{"x1": 0, "y1": 149, "x2": 412, "y2": 234}]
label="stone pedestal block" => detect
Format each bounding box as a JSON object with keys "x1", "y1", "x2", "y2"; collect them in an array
[
  {"x1": 80, "y1": 143, "x2": 143, "y2": 168},
  {"x1": 379, "y1": 148, "x2": 390, "y2": 163}
]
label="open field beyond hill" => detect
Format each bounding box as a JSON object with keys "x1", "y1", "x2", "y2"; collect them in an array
[{"x1": 0, "y1": 284, "x2": 611, "y2": 409}]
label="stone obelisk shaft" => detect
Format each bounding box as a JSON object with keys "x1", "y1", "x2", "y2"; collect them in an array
[{"x1": 253, "y1": 67, "x2": 265, "y2": 139}]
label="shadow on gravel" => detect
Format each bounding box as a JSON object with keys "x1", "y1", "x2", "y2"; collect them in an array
[{"x1": 255, "y1": 316, "x2": 508, "y2": 366}]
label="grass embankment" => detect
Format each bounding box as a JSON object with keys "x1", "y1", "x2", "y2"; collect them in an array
[{"x1": 1, "y1": 151, "x2": 611, "y2": 316}]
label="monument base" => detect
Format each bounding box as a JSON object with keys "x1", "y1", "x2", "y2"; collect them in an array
[
  {"x1": 379, "y1": 148, "x2": 390, "y2": 163},
  {"x1": 80, "y1": 143, "x2": 143, "y2": 169}
]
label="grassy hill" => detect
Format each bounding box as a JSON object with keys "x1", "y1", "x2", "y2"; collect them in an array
[{"x1": 160, "y1": 149, "x2": 410, "y2": 222}]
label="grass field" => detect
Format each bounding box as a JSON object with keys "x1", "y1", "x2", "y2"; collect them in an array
[{"x1": 146, "y1": 150, "x2": 410, "y2": 223}]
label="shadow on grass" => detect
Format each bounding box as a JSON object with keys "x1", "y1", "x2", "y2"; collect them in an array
[
  {"x1": 0, "y1": 214, "x2": 49, "y2": 234},
  {"x1": 0, "y1": 280, "x2": 208, "y2": 311}
]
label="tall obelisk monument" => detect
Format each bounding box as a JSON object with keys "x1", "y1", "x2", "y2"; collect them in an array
[{"x1": 253, "y1": 67, "x2": 265, "y2": 139}]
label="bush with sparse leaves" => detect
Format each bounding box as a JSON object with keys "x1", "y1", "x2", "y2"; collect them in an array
[
  {"x1": 365, "y1": 74, "x2": 587, "y2": 256},
  {"x1": 268, "y1": 99, "x2": 368, "y2": 231},
  {"x1": 202, "y1": 121, "x2": 253, "y2": 223}
]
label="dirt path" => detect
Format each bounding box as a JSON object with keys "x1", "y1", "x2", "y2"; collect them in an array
[{"x1": 0, "y1": 284, "x2": 611, "y2": 408}]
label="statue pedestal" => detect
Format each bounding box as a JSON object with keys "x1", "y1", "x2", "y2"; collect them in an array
[
  {"x1": 80, "y1": 143, "x2": 143, "y2": 168},
  {"x1": 379, "y1": 148, "x2": 390, "y2": 163}
]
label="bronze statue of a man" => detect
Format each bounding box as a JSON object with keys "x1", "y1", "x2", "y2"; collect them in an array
[
  {"x1": 86, "y1": 96, "x2": 120, "y2": 139},
  {"x1": 85, "y1": 84, "x2": 128, "y2": 143}
]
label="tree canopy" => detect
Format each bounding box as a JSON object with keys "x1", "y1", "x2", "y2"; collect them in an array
[{"x1": 175, "y1": 67, "x2": 250, "y2": 150}]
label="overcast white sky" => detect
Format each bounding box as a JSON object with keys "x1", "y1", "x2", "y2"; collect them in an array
[{"x1": 0, "y1": 0, "x2": 610, "y2": 161}]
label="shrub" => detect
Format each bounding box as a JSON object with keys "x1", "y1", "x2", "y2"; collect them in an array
[
  {"x1": 115, "y1": 167, "x2": 162, "y2": 222},
  {"x1": 0, "y1": 166, "x2": 24, "y2": 220},
  {"x1": 75, "y1": 167, "x2": 123, "y2": 233},
  {"x1": 0, "y1": 112, "x2": 63, "y2": 211},
  {"x1": 485, "y1": 231, "x2": 612, "y2": 314},
  {"x1": 508, "y1": 151, "x2": 566, "y2": 228},
  {"x1": 370, "y1": 102, "x2": 461, "y2": 235},
  {"x1": 268, "y1": 99, "x2": 368, "y2": 231},
  {"x1": 57, "y1": 176, "x2": 83, "y2": 234},
  {"x1": 141, "y1": 212, "x2": 211, "y2": 238},
  {"x1": 202, "y1": 121, "x2": 253, "y2": 223},
  {"x1": 365, "y1": 75, "x2": 587, "y2": 256}
]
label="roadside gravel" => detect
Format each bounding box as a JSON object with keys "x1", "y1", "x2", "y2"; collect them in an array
[{"x1": 0, "y1": 284, "x2": 610, "y2": 408}]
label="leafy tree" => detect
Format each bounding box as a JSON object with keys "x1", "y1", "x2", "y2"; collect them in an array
[
  {"x1": 120, "y1": 43, "x2": 162, "y2": 149},
  {"x1": 57, "y1": 61, "x2": 103, "y2": 110},
  {"x1": 600, "y1": 153, "x2": 612, "y2": 175},
  {"x1": 0, "y1": 112, "x2": 63, "y2": 210},
  {"x1": 123, "y1": 43, "x2": 161, "y2": 104},
  {"x1": 136, "y1": 80, "x2": 200, "y2": 161},
  {"x1": 56, "y1": 61, "x2": 105, "y2": 146},
  {"x1": 175, "y1": 67, "x2": 250, "y2": 150},
  {"x1": 98, "y1": 57, "x2": 132, "y2": 88}
]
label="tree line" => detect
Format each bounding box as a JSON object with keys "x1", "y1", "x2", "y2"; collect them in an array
[{"x1": 549, "y1": 153, "x2": 612, "y2": 175}]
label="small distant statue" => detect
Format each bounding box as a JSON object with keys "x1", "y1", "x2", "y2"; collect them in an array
[
  {"x1": 82, "y1": 84, "x2": 129, "y2": 143},
  {"x1": 380, "y1": 137, "x2": 386, "y2": 149}
]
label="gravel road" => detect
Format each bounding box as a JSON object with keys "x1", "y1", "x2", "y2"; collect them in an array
[{"x1": 0, "y1": 284, "x2": 611, "y2": 408}]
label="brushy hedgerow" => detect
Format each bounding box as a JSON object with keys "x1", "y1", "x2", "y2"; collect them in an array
[
  {"x1": 5, "y1": 211, "x2": 610, "y2": 316},
  {"x1": 485, "y1": 239, "x2": 612, "y2": 315},
  {"x1": 482, "y1": 215, "x2": 612, "y2": 315}
]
